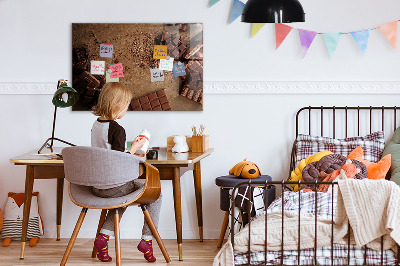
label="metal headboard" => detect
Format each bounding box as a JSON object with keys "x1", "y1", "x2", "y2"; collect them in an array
[
  {"x1": 231, "y1": 106, "x2": 400, "y2": 266},
  {"x1": 290, "y1": 106, "x2": 400, "y2": 179}
]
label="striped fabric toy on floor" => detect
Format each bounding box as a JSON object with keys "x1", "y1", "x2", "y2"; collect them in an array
[{"x1": 1, "y1": 192, "x2": 43, "y2": 247}]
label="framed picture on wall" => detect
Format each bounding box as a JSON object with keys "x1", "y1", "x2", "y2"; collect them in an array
[{"x1": 72, "y1": 23, "x2": 203, "y2": 111}]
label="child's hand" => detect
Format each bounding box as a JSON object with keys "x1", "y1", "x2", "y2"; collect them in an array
[{"x1": 129, "y1": 137, "x2": 147, "y2": 154}]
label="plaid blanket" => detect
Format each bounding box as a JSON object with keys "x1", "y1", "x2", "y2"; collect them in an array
[
  {"x1": 234, "y1": 244, "x2": 397, "y2": 265},
  {"x1": 234, "y1": 191, "x2": 397, "y2": 265},
  {"x1": 266, "y1": 190, "x2": 336, "y2": 220}
]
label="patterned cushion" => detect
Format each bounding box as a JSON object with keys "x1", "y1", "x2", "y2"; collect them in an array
[{"x1": 295, "y1": 131, "x2": 385, "y2": 166}]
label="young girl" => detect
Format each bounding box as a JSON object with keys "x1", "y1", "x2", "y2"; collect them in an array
[{"x1": 91, "y1": 83, "x2": 162, "y2": 263}]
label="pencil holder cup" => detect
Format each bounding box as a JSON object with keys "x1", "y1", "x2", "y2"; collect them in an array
[{"x1": 191, "y1": 135, "x2": 209, "y2": 153}]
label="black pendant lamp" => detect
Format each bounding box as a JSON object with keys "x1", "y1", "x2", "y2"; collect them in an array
[{"x1": 242, "y1": 0, "x2": 305, "y2": 23}]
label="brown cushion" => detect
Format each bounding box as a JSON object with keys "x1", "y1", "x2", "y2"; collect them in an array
[{"x1": 302, "y1": 154, "x2": 368, "y2": 189}]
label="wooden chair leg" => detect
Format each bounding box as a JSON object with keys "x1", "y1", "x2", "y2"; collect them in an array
[
  {"x1": 91, "y1": 209, "x2": 108, "y2": 258},
  {"x1": 141, "y1": 205, "x2": 171, "y2": 263},
  {"x1": 217, "y1": 211, "x2": 230, "y2": 248},
  {"x1": 60, "y1": 208, "x2": 88, "y2": 266},
  {"x1": 114, "y1": 210, "x2": 121, "y2": 266}
]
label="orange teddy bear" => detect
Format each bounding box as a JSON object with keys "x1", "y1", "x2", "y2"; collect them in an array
[{"x1": 229, "y1": 159, "x2": 261, "y2": 179}]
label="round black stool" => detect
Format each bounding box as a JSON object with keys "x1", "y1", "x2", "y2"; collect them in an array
[{"x1": 215, "y1": 175, "x2": 275, "y2": 248}]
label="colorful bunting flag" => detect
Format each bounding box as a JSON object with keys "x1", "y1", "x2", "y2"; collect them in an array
[
  {"x1": 209, "y1": 0, "x2": 220, "y2": 7},
  {"x1": 207, "y1": 1, "x2": 400, "y2": 58},
  {"x1": 251, "y1": 23, "x2": 266, "y2": 38},
  {"x1": 298, "y1": 29, "x2": 317, "y2": 58},
  {"x1": 229, "y1": 0, "x2": 245, "y2": 24},
  {"x1": 323, "y1": 33, "x2": 341, "y2": 58},
  {"x1": 275, "y1": 23, "x2": 293, "y2": 49},
  {"x1": 351, "y1": 29, "x2": 370, "y2": 55},
  {"x1": 378, "y1": 21, "x2": 398, "y2": 50}
]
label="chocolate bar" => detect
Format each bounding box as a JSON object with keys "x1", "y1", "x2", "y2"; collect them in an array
[
  {"x1": 178, "y1": 37, "x2": 188, "y2": 58},
  {"x1": 180, "y1": 86, "x2": 203, "y2": 105},
  {"x1": 72, "y1": 71, "x2": 101, "y2": 94},
  {"x1": 72, "y1": 47, "x2": 90, "y2": 73},
  {"x1": 179, "y1": 61, "x2": 203, "y2": 105},
  {"x1": 186, "y1": 61, "x2": 203, "y2": 89},
  {"x1": 82, "y1": 88, "x2": 101, "y2": 105},
  {"x1": 130, "y1": 89, "x2": 172, "y2": 111},
  {"x1": 161, "y1": 30, "x2": 188, "y2": 59},
  {"x1": 72, "y1": 71, "x2": 103, "y2": 108},
  {"x1": 162, "y1": 32, "x2": 180, "y2": 58},
  {"x1": 96, "y1": 74, "x2": 106, "y2": 88}
]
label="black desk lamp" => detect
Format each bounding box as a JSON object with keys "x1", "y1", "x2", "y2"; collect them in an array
[
  {"x1": 241, "y1": 0, "x2": 305, "y2": 23},
  {"x1": 38, "y1": 79, "x2": 79, "y2": 154}
]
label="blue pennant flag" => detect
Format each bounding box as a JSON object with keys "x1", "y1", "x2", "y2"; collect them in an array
[
  {"x1": 229, "y1": 0, "x2": 245, "y2": 24},
  {"x1": 323, "y1": 33, "x2": 341, "y2": 58},
  {"x1": 351, "y1": 29, "x2": 371, "y2": 55},
  {"x1": 209, "y1": 0, "x2": 221, "y2": 7}
]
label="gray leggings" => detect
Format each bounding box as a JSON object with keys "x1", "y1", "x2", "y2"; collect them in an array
[{"x1": 92, "y1": 180, "x2": 162, "y2": 240}]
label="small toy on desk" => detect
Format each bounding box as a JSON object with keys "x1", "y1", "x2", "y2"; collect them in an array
[
  {"x1": 229, "y1": 159, "x2": 261, "y2": 179},
  {"x1": 1, "y1": 192, "x2": 44, "y2": 247},
  {"x1": 172, "y1": 135, "x2": 189, "y2": 153}
]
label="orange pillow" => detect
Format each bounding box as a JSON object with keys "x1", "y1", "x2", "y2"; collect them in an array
[{"x1": 347, "y1": 146, "x2": 391, "y2": 180}]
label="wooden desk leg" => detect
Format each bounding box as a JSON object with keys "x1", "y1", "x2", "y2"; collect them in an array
[
  {"x1": 172, "y1": 167, "x2": 183, "y2": 261},
  {"x1": 56, "y1": 178, "x2": 64, "y2": 241},
  {"x1": 217, "y1": 211, "x2": 230, "y2": 248},
  {"x1": 193, "y1": 161, "x2": 203, "y2": 242},
  {"x1": 20, "y1": 165, "x2": 35, "y2": 259}
]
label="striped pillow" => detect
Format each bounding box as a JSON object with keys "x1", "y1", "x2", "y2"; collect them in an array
[{"x1": 294, "y1": 131, "x2": 385, "y2": 166}]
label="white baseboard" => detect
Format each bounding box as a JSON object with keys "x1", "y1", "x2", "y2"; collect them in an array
[{"x1": 1, "y1": 81, "x2": 400, "y2": 94}]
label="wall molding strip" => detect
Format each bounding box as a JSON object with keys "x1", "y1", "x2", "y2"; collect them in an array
[{"x1": 0, "y1": 81, "x2": 399, "y2": 95}]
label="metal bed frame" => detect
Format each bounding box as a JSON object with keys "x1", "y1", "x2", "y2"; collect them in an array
[{"x1": 230, "y1": 106, "x2": 400, "y2": 266}]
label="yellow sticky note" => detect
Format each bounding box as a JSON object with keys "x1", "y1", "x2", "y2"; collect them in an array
[{"x1": 153, "y1": 45, "x2": 168, "y2": 59}]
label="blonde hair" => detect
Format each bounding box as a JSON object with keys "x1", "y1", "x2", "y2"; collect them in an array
[{"x1": 93, "y1": 83, "x2": 133, "y2": 120}]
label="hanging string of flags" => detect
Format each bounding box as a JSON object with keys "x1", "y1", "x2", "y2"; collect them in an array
[{"x1": 209, "y1": 0, "x2": 399, "y2": 58}]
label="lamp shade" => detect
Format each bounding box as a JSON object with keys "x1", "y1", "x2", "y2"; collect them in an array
[
  {"x1": 52, "y1": 83, "x2": 79, "y2": 108},
  {"x1": 241, "y1": 0, "x2": 305, "y2": 23}
]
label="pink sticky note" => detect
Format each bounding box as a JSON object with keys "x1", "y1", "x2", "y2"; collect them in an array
[
  {"x1": 110, "y1": 72, "x2": 119, "y2": 78},
  {"x1": 109, "y1": 63, "x2": 124, "y2": 77}
]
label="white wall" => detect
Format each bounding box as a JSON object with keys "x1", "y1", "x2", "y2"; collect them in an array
[{"x1": 1, "y1": 0, "x2": 400, "y2": 239}]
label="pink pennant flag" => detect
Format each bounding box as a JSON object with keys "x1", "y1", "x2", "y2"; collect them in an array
[
  {"x1": 298, "y1": 29, "x2": 317, "y2": 58},
  {"x1": 378, "y1": 21, "x2": 398, "y2": 50},
  {"x1": 275, "y1": 23, "x2": 293, "y2": 49}
]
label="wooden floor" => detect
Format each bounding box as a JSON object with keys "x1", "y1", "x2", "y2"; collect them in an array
[{"x1": 0, "y1": 239, "x2": 221, "y2": 265}]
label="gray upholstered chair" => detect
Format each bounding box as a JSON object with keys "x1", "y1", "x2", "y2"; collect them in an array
[{"x1": 60, "y1": 146, "x2": 171, "y2": 265}]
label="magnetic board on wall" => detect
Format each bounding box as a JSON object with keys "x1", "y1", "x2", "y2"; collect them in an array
[{"x1": 72, "y1": 23, "x2": 203, "y2": 111}]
